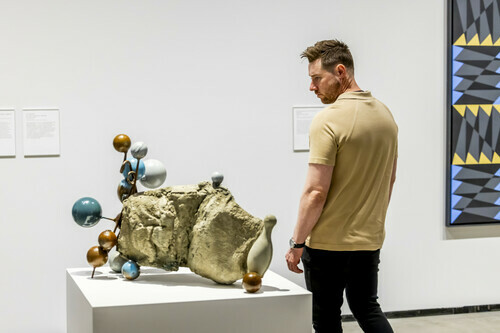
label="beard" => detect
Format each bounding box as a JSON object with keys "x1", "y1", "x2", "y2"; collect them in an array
[
  {"x1": 318, "y1": 83, "x2": 341, "y2": 104},
  {"x1": 318, "y1": 92, "x2": 339, "y2": 104}
]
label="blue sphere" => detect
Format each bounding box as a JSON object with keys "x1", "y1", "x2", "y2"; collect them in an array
[
  {"x1": 72, "y1": 197, "x2": 102, "y2": 228},
  {"x1": 122, "y1": 260, "x2": 140, "y2": 280},
  {"x1": 122, "y1": 158, "x2": 146, "y2": 180}
]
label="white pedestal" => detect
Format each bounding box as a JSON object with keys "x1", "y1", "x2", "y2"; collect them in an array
[{"x1": 66, "y1": 267, "x2": 312, "y2": 333}]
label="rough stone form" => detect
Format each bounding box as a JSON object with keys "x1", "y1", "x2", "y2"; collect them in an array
[{"x1": 117, "y1": 182, "x2": 263, "y2": 284}]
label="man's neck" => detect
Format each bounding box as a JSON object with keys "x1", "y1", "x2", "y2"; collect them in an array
[{"x1": 339, "y1": 77, "x2": 361, "y2": 95}]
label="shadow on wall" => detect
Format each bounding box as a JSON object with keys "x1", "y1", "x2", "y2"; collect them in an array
[{"x1": 445, "y1": 224, "x2": 500, "y2": 240}]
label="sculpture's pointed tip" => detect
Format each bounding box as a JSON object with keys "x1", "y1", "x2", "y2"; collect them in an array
[
  {"x1": 264, "y1": 215, "x2": 277, "y2": 226},
  {"x1": 264, "y1": 215, "x2": 278, "y2": 227}
]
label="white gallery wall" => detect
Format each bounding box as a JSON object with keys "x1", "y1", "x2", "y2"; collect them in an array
[{"x1": 1, "y1": 0, "x2": 499, "y2": 332}]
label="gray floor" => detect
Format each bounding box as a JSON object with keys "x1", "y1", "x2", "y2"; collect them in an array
[{"x1": 338, "y1": 312, "x2": 500, "y2": 332}]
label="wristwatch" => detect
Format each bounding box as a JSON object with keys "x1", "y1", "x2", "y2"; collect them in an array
[{"x1": 289, "y1": 238, "x2": 305, "y2": 249}]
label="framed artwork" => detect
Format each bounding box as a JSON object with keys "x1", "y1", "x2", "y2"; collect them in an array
[
  {"x1": 447, "y1": 0, "x2": 500, "y2": 225},
  {"x1": 292, "y1": 106, "x2": 323, "y2": 152}
]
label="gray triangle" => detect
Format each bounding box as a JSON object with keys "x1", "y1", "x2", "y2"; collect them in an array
[
  {"x1": 480, "y1": 11, "x2": 492, "y2": 40},
  {"x1": 466, "y1": 107, "x2": 478, "y2": 127},
  {"x1": 454, "y1": 197, "x2": 473, "y2": 209},
  {"x1": 456, "y1": 79, "x2": 474, "y2": 90},
  {"x1": 455, "y1": 63, "x2": 484, "y2": 76},
  {"x1": 483, "y1": 0, "x2": 494, "y2": 10},
  {"x1": 485, "y1": 60, "x2": 500, "y2": 71},
  {"x1": 466, "y1": 23, "x2": 478, "y2": 41},
  {"x1": 458, "y1": 0, "x2": 469, "y2": 33},
  {"x1": 481, "y1": 142, "x2": 493, "y2": 160},
  {"x1": 474, "y1": 192, "x2": 500, "y2": 204},
  {"x1": 475, "y1": 75, "x2": 500, "y2": 86},
  {"x1": 471, "y1": 0, "x2": 482, "y2": 21},
  {"x1": 462, "y1": 206, "x2": 500, "y2": 219},
  {"x1": 484, "y1": 177, "x2": 500, "y2": 189},
  {"x1": 469, "y1": 130, "x2": 481, "y2": 160},
  {"x1": 478, "y1": 109, "x2": 491, "y2": 137},
  {"x1": 494, "y1": 0, "x2": 500, "y2": 41},
  {"x1": 464, "y1": 89, "x2": 500, "y2": 101},
  {"x1": 456, "y1": 48, "x2": 495, "y2": 61},
  {"x1": 454, "y1": 182, "x2": 483, "y2": 194},
  {"x1": 492, "y1": 109, "x2": 500, "y2": 151},
  {"x1": 455, "y1": 166, "x2": 495, "y2": 179},
  {"x1": 456, "y1": 117, "x2": 468, "y2": 159}
]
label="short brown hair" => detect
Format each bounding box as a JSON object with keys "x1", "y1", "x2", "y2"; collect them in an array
[{"x1": 301, "y1": 39, "x2": 354, "y2": 73}]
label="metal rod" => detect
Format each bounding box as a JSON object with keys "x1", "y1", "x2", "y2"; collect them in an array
[
  {"x1": 91, "y1": 267, "x2": 96, "y2": 279},
  {"x1": 132, "y1": 158, "x2": 141, "y2": 194},
  {"x1": 120, "y1": 160, "x2": 131, "y2": 174},
  {"x1": 112, "y1": 211, "x2": 122, "y2": 234}
]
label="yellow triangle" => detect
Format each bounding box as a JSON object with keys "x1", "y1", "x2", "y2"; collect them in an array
[
  {"x1": 466, "y1": 153, "x2": 478, "y2": 164},
  {"x1": 481, "y1": 34, "x2": 493, "y2": 46},
  {"x1": 495, "y1": 105, "x2": 500, "y2": 113},
  {"x1": 454, "y1": 34, "x2": 467, "y2": 45},
  {"x1": 467, "y1": 105, "x2": 479, "y2": 116},
  {"x1": 468, "y1": 34, "x2": 480, "y2": 45},
  {"x1": 493, "y1": 153, "x2": 500, "y2": 163},
  {"x1": 453, "y1": 153, "x2": 465, "y2": 165},
  {"x1": 479, "y1": 153, "x2": 491, "y2": 164},
  {"x1": 454, "y1": 105, "x2": 466, "y2": 116},
  {"x1": 480, "y1": 104, "x2": 492, "y2": 116},
  {"x1": 495, "y1": 38, "x2": 500, "y2": 46}
]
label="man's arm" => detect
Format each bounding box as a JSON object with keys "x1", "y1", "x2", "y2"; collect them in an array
[
  {"x1": 285, "y1": 163, "x2": 333, "y2": 273},
  {"x1": 388, "y1": 157, "x2": 397, "y2": 203}
]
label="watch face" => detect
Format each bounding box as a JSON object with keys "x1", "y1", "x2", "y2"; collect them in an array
[{"x1": 289, "y1": 238, "x2": 295, "y2": 248}]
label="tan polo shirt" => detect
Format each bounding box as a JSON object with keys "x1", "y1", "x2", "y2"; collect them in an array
[{"x1": 307, "y1": 91, "x2": 398, "y2": 251}]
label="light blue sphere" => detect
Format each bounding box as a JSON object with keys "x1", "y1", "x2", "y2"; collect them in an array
[
  {"x1": 122, "y1": 158, "x2": 146, "y2": 180},
  {"x1": 122, "y1": 260, "x2": 140, "y2": 280},
  {"x1": 71, "y1": 197, "x2": 102, "y2": 228}
]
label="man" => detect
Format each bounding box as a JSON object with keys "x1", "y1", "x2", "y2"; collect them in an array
[{"x1": 285, "y1": 40, "x2": 398, "y2": 333}]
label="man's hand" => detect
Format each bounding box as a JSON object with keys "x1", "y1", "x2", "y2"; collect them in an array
[{"x1": 285, "y1": 248, "x2": 304, "y2": 273}]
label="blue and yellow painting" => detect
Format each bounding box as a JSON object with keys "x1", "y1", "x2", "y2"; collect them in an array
[{"x1": 450, "y1": 0, "x2": 500, "y2": 225}]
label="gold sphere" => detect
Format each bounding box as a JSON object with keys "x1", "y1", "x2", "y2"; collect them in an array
[
  {"x1": 242, "y1": 272, "x2": 262, "y2": 293},
  {"x1": 113, "y1": 134, "x2": 131, "y2": 153},
  {"x1": 98, "y1": 230, "x2": 118, "y2": 251},
  {"x1": 87, "y1": 246, "x2": 108, "y2": 268}
]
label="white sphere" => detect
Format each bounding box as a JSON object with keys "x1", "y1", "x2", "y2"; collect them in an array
[
  {"x1": 140, "y1": 159, "x2": 167, "y2": 188},
  {"x1": 211, "y1": 171, "x2": 224, "y2": 187},
  {"x1": 130, "y1": 142, "x2": 148, "y2": 159},
  {"x1": 109, "y1": 251, "x2": 128, "y2": 273}
]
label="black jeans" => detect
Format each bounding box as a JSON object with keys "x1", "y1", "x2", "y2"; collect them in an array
[{"x1": 302, "y1": 247, "x2": 393, "y2": 333}]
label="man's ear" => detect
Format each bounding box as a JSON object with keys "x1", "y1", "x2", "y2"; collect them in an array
[{"x1": 336, "y1": 64, "x2": 347, "y2": 78}]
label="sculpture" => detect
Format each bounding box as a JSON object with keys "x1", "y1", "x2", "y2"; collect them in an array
[{"x1": 71, "y1": 134, "x2": 275, "y2": 292}]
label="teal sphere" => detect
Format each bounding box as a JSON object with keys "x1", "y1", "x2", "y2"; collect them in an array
[
  {"x1": 122, "y1": 260, "x2": 140, "y2": 280},
  {"x1": 72, "y1": 197, "x2": 102, "y2": 228},
  {"x1": 122, "y1": 158, "x2": 146, "y2": 180}
]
